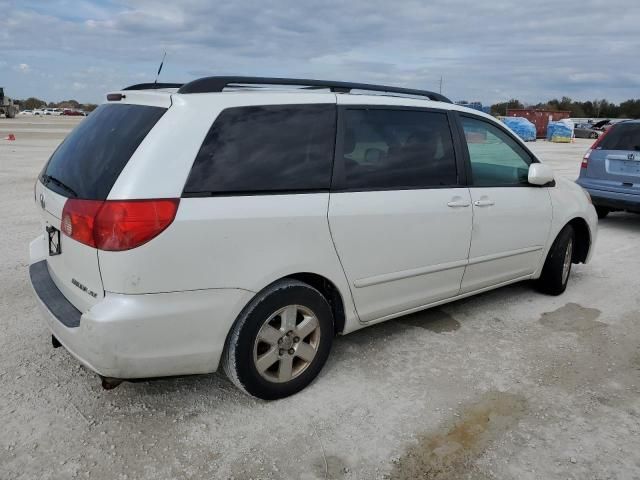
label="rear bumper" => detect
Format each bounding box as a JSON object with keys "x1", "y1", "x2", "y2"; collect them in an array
[
  {"x1": 29, "y1": 258, "x2": 254, "y2": 380},
  {"x1": 30, "y1": 261, "x2": 82, "y2": 328},
  {"x1": 577, "y1": 181, "x2": 640, "y2": 212}
]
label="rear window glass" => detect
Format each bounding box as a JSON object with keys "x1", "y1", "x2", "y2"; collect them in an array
[
  {"x1": 41, "y1": 103, "x2": 166, "y2": 199},
  {"x1": 183, "y1": 104, "x2": 336, "y2": 195},
  {"x1": 599, "y1": 123, "x2": 640, "y2": 151}
]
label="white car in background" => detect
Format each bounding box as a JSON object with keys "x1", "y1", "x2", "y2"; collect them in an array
[
  {"x1": 29, "y1": 77, "x2": 598, "y2": 399},
  {"x1": 42, "y1": 108, "x2": 63, "y2": 116},
  {"x1": 20, "y1": 109, "x2": 34, "y2": 115}
]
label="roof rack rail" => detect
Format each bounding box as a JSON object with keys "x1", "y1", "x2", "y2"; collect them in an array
[
  {"x1": 176, "y1": 76, "x2": 451, "y2": 103},
  {"x1": 122, "y1": 82, "x2": 184, "y2": 91}
]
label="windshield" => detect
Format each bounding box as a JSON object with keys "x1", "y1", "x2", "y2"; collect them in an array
[{"x1": 40, "y1": 103, "x2": 167, "y2": 199}]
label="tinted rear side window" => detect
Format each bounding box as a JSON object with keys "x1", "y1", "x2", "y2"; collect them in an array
[
  {"x1": 341, "y1": 109, "x2": 457, "y2": 189},
  {"x1": 599, "y1": 123, "x2": 640, "y2": 151},
  {"x1": 184, "y1": 104, "x2": 336, "y2": 195},
  {"x1": 41, "y1": 103, "x2": 166, "y2": 199}
]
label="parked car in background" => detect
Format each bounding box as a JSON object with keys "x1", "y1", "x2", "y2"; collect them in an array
[
  {"x1": 33, "y1": 109, "x2": 45, "y2": 115},
  {"x1": 578, "y1": 120, "x2": 640, "y2": 218},
  {"x1": 590, "y1": 119, "x2": 612, "y2": 131},
  {"x1": 29, "y1": 77, "x2": 597, "y2": 400},
  {"x1": 20, "y1": 109, "x2": 34, "y2": 116},
  {"x1": 574, "y1": 123, "x2": 600, "y2": 139},
  {"x1": 62, "y1": 109, "x2": 86, "y2": 116}
]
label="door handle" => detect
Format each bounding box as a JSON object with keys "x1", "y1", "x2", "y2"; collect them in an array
[
  {"x1": 447, "y1": 200, "x2": 470, "y2": 208},
  {"x1": 473, "y1": 199, "x2": 495, "y2": 207}
]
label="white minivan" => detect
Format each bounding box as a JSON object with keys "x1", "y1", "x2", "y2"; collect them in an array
[{"x1": 29, "y1": 77, "x2": 597, "y2": 399}]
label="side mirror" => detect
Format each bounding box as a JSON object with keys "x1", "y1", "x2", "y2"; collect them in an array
[{"x1": 528, "y1": 163, "x2": 555, "y2": 186}]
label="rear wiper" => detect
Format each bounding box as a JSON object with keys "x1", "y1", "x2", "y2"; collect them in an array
[{"x1": 42, "y1": 174, "x2": 78, "y2": 198}]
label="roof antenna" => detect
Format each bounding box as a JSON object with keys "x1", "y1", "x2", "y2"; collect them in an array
[{"x1": 154, "y1": 51, "x2": 167, "y2": 87}]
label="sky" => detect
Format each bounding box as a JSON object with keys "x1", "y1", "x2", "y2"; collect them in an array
[{"x1": 1, "y1": 0, "x2": 639, "y2": 105}]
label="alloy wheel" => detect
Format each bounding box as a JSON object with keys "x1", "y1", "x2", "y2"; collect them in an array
[
  {"x1": 253, "y1": 305, "x2": 321, "y2": 383},
  {"x1": 562, "y1": 239, "x2": 573, "y2": 285}
]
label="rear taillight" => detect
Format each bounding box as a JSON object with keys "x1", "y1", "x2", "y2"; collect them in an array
[
  {"x1": 581, "y1": 127, "x2": 612, "y2": 169},
  {"x1": 94, "y1": 199, "x2": 180, "y2": 251},
  {"x1": 61, "y1": 199, "x2": 103, "y2": 247},
  {"x1": 61, "y1": 199, "x2": 179, "y2": 251}
]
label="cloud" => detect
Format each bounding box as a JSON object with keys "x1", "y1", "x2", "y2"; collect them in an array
[
  {"x1": 13, "y1": 63, "x2": 30, "y2": 73},
  {"x1": 567, "y1": 72, "x2": 611, "y2": 84},
  {"x1": 0, "y1": 0, "x2": 639, "y2": 104}
]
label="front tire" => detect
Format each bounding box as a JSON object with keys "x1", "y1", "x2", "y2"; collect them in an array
[
  {"x1": 536, "y1": 225, "x2": 575, "y2": 295},
  {"x1": 222, "y1": 279, "x2": 334, "y2": 400},
  {"x1": 589, "y1": 132, "x2": 598, "y2": 139}
]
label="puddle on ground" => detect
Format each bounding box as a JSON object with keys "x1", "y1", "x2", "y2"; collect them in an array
[
  {"x1": 389, "y1": 391, "x2": 527, "y2": 480},
  {"x1": 400, "y1": 308, "x2": 461, "y2": 333},
  {"x1": 539, "y1": 303, "x2": 604, "y2": 332}
]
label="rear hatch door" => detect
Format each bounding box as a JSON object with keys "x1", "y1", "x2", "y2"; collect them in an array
[
  {"x1": 585, "y1": 122, "x2": 640, "y2": 195},
  {"x1": 35, "y1": 182, "x2": 103, "y2": 312},
  {"x1": 36, "y1": 100, "x2": 168, "y2": 313}
]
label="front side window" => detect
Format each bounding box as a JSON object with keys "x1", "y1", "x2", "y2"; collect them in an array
[
  {"x1": 461, "y1": 116, "x2": 532, "y2": 186},
  {"x1": 184, "y1": 104, "x2": 336, "y2": 194},
  {"x1": 341, "y1": 109, "x2": 457, "y2": 189}
]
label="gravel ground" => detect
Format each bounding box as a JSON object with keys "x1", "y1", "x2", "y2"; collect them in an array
[{"x1": 1, "y1": 117, "x2": 639, "y2": 480}]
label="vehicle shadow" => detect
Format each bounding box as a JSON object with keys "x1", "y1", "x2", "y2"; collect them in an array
[
  {"x1": 597, "y1": 211, "x2": 640, "y2": 233},
  {"x1": 118, "y1": 282, "x2": 532, "y2": 405},
  {"x1": 103, "y1": 209, "x2": 637, "y2": 405}
]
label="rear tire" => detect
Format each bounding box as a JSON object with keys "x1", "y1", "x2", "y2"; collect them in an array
[
  {"x1": 536, "y1": 225, "x2": 575, "y2": 296},
  {"x1": 595, "y1": 206, "x2": 610, "y2": 219},
  {"x1": 222, "y1": 279, "x2": 334, "y2": 400}
]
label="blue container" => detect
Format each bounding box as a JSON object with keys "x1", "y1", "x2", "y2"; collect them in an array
[
  {"x1": 503, "y1": 117, "x2": 536, "y2": 142},
  {"x1": 546, "y1": 121, "x2": 573, "y2": 143}
]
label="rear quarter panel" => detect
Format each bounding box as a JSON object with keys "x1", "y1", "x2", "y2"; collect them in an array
[{"x1": 98, "y1": 194, "x2": 360, "y2": 332}]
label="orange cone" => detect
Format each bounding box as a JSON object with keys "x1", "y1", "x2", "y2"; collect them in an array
[{"x1": 5, "y1": 133, "x2": 16, "y2": 141}]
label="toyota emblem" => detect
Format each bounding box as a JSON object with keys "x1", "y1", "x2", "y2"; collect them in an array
[{"x1": 39, "y1": 193, "x2": 45, "y2": 210}]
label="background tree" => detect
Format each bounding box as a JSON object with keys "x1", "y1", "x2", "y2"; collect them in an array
[
  {"x1": 490, "y1": 99, "x2": 524, "y2": 116},
  {"x1": 489, "y1": 97, "x2": 639, "y2": 119},
  {"x1": 619, "y1": 99, "x2": 640, "y2": 118},
  {"x1": 21, "y1": 97, "x2": 47, "y2": 110},
  {"x1": 58, "y1": 99, "x2": 81, "y2": 109},
  {"x1": 16, "y1": 97, "x2": 98, "y2": 112}
]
